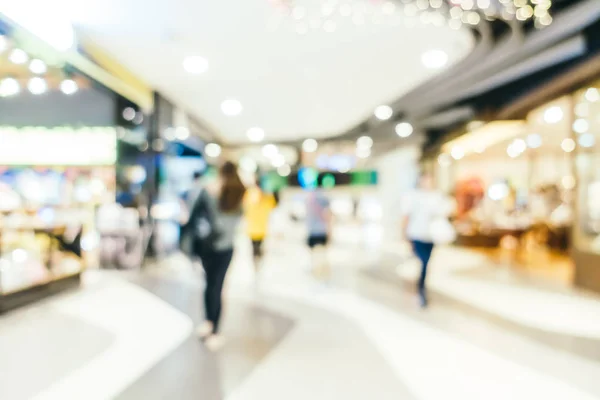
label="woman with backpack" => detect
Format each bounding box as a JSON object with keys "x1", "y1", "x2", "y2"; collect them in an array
[{"x1": 183, "y1": 161, "x2": 246, "y2": 350}]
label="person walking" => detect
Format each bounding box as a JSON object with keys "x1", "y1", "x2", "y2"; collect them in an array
[
  {"x1": 402, "y1": 173, "x2": 450, "y2": 308},
  {"x1": 186, "y1": 162, "x2": 246, "y2": 350},
  {"x1": 305, "y1": 189, "x2": 332, "y2": 277},
  {"x1": 244, "y1": 180, "x2": 276, "y2": 272}
]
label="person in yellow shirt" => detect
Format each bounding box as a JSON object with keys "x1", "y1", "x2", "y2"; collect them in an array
[{"x1": 244, "y1": 182, "x2": 276, "y2": 271}]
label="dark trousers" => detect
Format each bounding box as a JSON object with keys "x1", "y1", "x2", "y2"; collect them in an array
[
  {"x1": 201, "y1": 249, "x2": 234, "y2": 334},
  {"x1": 412, "y1": 240, "x2": 434, "y2": 293}
]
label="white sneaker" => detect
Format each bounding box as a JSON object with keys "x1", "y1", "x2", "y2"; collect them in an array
[
  {"x1": 195, "y1": 321, "x2": 213, "y2": 338},
  {"x1": 205, "y1": 334, "x2": 226, "y2": 351}
]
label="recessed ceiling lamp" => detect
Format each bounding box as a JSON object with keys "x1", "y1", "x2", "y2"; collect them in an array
[
  {"x1": 585, "y1": 88, "x2": 600, "y2": 103},
  {"x1": 27, "y1": 77, "x2": 47, "y2": 95},
  {"x1": 60, "y1": 79, "x2": 78, "y2": 95},
  {"x1": 175, "y1": 127, "x2": 190, "y2": 140},
  {"x1": 526, "y1": 133, "x2": 542, "y2": 149},
  {"x1": 0, "y1": 78, "x2": 20, "y2": 97},
  {"x1": 561, "y1": 138, "x2": 576, "y2": 153},
  {"x1": 438, "y1": 153, "x2": 451, "y2": 166},
  {"x1": 356, "y1": 147, "x2": 371, "y2": 159},
  {"x1": 122, "y1": 107, "x2": 136, "y2": 121},
  {"x1": 543, "y1": 106, "x2": 563, "y2": 124},
  {"x1": 221, "y1": 99, "x2": 243, "y2": 116},
  {"x1": 579, "y1": 133, "x2": 595, "y2": 148},
  {"x1": 302, "y1": 138, "x2": 318, "y2": 153},
  {"x1": 183, "y1": 56, "x2": 209, "y2": 74},
  {"x1": 29, "y1": 59, "x2": 47, "y2": 74},
  {"x1": 277, "y1": 164, "x2": 291, "y2": 177},
  {"x1": 205, "y1": 143, "x2": 222, "y2": 158},
  {"x1": 9, "y1": 48, "x2": 28, "y2": 64},
  {"x1": 374, "y1": 105, "x2": 393, "y2": 121},
  {"x1": 451, "y1": 146, "x2": 464, "y2": 160},
  {"x1": 247, "y1": 127, "x2": 265, "y2": 142},
  {"x1": 395, "y1": 122, "x2": 414, "y2": 138},
  {"x1": 357, "y1": 135, "x2": 374, "y2": 149},
  {"x1": 573, "y1": 119, "x2": 589, "y2": 134},
  {"x1": 421, "y1": 49, "x2": 448, "y2": 69},
  {"x1": 272, "y1": 154, "x2": 286, "y2": 168},
  {"x1": 262, "y1": 144, "x2": 278, "y2": 158}
]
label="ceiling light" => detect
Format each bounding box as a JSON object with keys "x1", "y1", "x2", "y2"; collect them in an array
[
  {"x1": 578, "y1": 133, "x2": 595, "y2": 148},
  {"x1": 183, "y1": 56, "x2": 209, "y2": 74},
  {"x1": 573, "y1": 119, "x2": 589, "y2": 134},
  {"x1": 356, "y1": 147, "x2": 371, "y2": 159},
  {"x1": 29, "y1": 59, "x2": 47, "y2": 74},
  {"x1": 438, "y1": 153, "x2": 451, "y2": 166},
  {"x1": 0, "y1": 78, "x2": 20, "y2": 97},
  {"x1": 175, "y1": 127, "x2": 190, "y2": 140},
  {"x1": 543, "y1": 106, "x2": 563, "y2": 124},
  {"x1": 395, "y1": 122, "x2": 414, "y2": 138},
  {"x1": 302, "y1": 138, "x2": 318, "y2": 153},
  {"x1": 27, "y1": 77, "x2": 47, "y2": 95},
  {"x1": 163, "y1": 127, "x2": 176, "y2": 141},
  {"x1": 247, "y1": 127, "x2": 265, "y2": 142},
  {"x1": 585, "y1": 88, "x2": 600, "y2": 103},
  {"x1": 421, "y1": 49, "x2": 448, "y2": 69},
  {"x1": 374, "y1": 105, "x2": 393, "y2": 121},
  {"x1": 357, "y1": 135, "x2": 374, "y2": 149},
  {"x1": 451, "y1": 146, "x2": 464, "y2": 160},
  {"x1": 9, "y1": 48, "x2": 28, "y2": 64},
  {"x1": 561, "y1": 138, "x2": 576, "y2": 153},
  {"x1": 526, "y1": 133, "x2": 542, "y2": 149},
  {"x1": 262, "y1": 144, "x2": 278, "y2": 158},
  {"x1": 507, "y1": 143, "x2": 520, "y2": 158},
  {"x1": 221, "y1": 99, "x2": 243, "y2": 116},
  {"x1": 272, "y1": 154, "x2": 286, "y2": 168},
  {"x1": 205, "y1": 143, "x2": 222, "y2": 158},
  {"x1": 122, "y1": 107, "x2": 136, "y2": 121},
  {"x1": 277, "y1": 164, "x2": 291, "y2": 177},
  {"x1": 60, "y1": 79, "x2": 78, "y2": 95},
  {"x1": 512, "y1": 138, "x2": 527, "y2": 153}
]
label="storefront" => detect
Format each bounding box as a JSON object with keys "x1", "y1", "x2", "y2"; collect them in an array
[
  {"x1": 571, "y1": 83, "x2": 600, "y2": 292},
  {"x1": 0, "y1": 19, "x2": 148, "y2": 309},
  {"x1": 432, "y1": 80, "x2": 600, "y2": 291}
]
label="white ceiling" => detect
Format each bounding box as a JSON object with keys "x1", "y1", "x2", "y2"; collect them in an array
[{"x1": 66, "y1": 0, "x2": 474, "y2": 143}]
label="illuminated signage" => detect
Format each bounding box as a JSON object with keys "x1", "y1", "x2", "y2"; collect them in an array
[{"x1": 0, "y1": 126, "x2": 117, "y2": 166}]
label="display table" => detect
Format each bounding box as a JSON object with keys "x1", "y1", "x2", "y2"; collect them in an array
[{"x1": 0, "y1": 224, "x2": 83, "y2": 313}]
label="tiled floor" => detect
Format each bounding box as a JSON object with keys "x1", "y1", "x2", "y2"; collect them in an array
[{"x1": 1, "y1": 224, "x2": 600, "y2": 399}]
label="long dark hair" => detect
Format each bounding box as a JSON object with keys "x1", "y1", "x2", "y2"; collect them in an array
[{"x1": 219, "y1": 161, "x2": 246, "y2": 212}]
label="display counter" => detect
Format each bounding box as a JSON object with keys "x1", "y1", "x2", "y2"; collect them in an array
[{"x1": 0, "y1": 218, "x2": 84, "y2": 312}]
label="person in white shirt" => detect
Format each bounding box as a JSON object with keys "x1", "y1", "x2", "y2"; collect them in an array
[{"x1": 402, "y1": 173, "x2": 447, "y2": 308}]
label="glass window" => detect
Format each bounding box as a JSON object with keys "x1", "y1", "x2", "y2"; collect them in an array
[{"x1": 573, "y1": 84, "x2": 600, "y2": 254}]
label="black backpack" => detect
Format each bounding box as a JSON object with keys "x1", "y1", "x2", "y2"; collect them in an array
[{"x1": 184, "y1": 189, "x2": 221, "y2": 254}]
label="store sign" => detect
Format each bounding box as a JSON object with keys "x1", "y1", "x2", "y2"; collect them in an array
[
  {"x1": 1, "y1": 2, "x2": 76, "y2": 51},
  {"x1": 0, "y1": 126, "x2": 117, "y2": 166}
]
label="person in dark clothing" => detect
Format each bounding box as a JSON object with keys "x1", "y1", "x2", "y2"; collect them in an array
[{"x1": 193, "y1": 161, "x2": 246, "y2": 350}]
